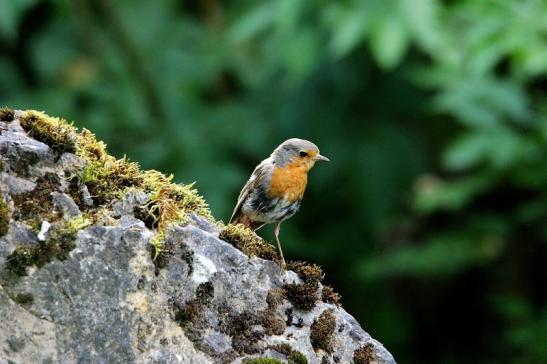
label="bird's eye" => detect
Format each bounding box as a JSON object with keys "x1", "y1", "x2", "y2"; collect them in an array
[{"x1": 299, "y1": 151, "x2": 308, "y2": 157}]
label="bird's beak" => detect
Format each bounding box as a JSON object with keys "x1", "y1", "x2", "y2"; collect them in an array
[{"x1": 314, "y1": 154, "x2": 330, "y2": 162}]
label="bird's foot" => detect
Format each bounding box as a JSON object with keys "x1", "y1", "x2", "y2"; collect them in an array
[{"x1": 279, "y1": 257, "x2": 286, "y2": 274}]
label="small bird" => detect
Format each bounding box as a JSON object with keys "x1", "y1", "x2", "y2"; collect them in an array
[{"x1": 229, "y1": 138, "x2": 329, "y2": 270}]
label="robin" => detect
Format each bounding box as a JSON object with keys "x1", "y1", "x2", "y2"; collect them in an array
[{"x1": 229, "y1": 138, "x2": 329, "y2": 270}]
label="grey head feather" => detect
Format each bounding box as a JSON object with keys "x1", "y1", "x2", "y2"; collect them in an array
[{"x1": 270, "y1": 138, "x2": 320, "y2": 167}]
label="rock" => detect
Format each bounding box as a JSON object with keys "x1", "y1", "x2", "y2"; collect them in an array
[
  {"x1": 0, "y1": 111, "x2": 396, "y2": 364},
  {"x1": 52, "y1": 192, "x2": 80, "y2": 217}
]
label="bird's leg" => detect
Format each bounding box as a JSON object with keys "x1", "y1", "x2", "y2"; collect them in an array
[{"x1": 274, "y1": 222, "x2": 286, "y2": 272}]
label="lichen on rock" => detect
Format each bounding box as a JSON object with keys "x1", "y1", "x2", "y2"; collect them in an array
[{"x1": 0, "y1": 110, "x2": 396, "y2": 364}]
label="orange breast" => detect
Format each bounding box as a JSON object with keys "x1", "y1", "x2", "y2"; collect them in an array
[{"x1": 267, "y1": 162, "x2": 308, "y2": 203}]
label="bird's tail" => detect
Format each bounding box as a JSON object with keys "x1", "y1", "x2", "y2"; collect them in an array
[{"x1": 230, "y1": 213, "x2": 264, "y2": 231}]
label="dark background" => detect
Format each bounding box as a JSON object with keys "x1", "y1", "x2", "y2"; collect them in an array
[{"x1": 2, "y1": 1, "x2": 547, "y2": 363}]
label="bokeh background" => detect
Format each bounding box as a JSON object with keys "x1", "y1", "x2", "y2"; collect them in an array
[{"x1": 2, "y1": 1, "x2": 547, "y2": 363}]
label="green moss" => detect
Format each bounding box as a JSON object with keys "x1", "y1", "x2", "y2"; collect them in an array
[
  {"x1": 243, "y1": 359, "x2": 284, "y2": 364},
  {"x1": 5, "y1": 216, "x2": 90, "y2": 276},
  {"x1": 141, "y1": 172, "x2": 212, "y2": 260},
  {"x1": 12, "y1": 173, "x2": 61, "y2": 227},
  {"x1": 139, "y1": 171, "x2": 212, "y2": 230},
  {"x1": 13, "y1": 293, "x2": 34, "y2": 305},
  {"x1": 271, "y1": 344, "x2": 308, "y2": 364},
  {"x1": 220, "y1": 224, "x2": 278, "y2": 261},
  {"x1": 0, "y1": 107, "x2": 14, "y2": 122},
  {"x1": 79, "y1": 156, "x2": 142, "y2": 204},
  {"x1": 353, "y1": 343, "x2": 375, "y2": 364},
  {"x1": 0, "y1": 159, "x2": 4, "y2": 172},
  {"x1": 321, "y1": 285, "x2": 342, "y2": 306},
  {"x1": 19, "y1": 110, "x2": 77, "y2": 154},
  {"x1": 17, "y1": 111, "x2": 213, "y2": 261},
  {"x1": 150, "y1": 234, "x2": 174, "y2": 270},
  {"x1": 0, "y1": 196, "x2": 8, "y2": 237},
  {"x1": 288, "y1": 351, "x2": 308, "y2": 364},
  {"x1": 4, "y1": 246, "x2": 35, "y2": 276},
  {"x1": 272, "y1": 344, "x2": 292, "y2": 357},
  {"x1": 74, "y1": 127, "x2": 211, "y2": 260},
  {"x1": 310, "y1": 309, "x2": 336, "y2": 352}
]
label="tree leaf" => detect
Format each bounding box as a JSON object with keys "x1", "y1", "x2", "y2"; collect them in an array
[
  {"x1": 370, "y1": 17, "x2": 409, "y2": 70},
  {"x1": 0, "y1": 0, "x2": 38, "y2": 41}
]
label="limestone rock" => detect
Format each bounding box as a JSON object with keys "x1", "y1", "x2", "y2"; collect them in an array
[{"x1": 0, "y1": 111, "x2": 396, "y2": 364}]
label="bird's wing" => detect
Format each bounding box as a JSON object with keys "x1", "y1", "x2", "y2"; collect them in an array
[{"x1": 229, "y1": 159, "x2": 272, "y2": 225}]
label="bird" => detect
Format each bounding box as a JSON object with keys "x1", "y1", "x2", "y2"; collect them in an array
[{"x1": 229, "y1": 138, "x2": 329, "y2": 271}]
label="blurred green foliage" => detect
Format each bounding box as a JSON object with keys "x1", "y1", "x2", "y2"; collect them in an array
[{"x1": 1, "y1": 0, "x2": 547, "y2": 363}]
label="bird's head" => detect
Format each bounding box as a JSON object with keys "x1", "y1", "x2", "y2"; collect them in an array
[{"x1": 271, "y1": 138, "x2": 329, "y2": 171}]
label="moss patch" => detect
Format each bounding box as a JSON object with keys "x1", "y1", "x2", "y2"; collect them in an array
[
  {"x1": 321, "y1": 285, "x2": 341, "y2": 306},
  {"x1": 74, "y1": 127, "x2": 211, "y2": 259},
  {"x1": 261, "y1": 288, "x2": 286, "y2": 336},
  {"x1": 17, "y1": 110, "x2": 213, "y2": 261},
  {"x1": 4, "y1": 216, "x2": 90, "y2": 277},
  {"x1": 150, "y1": 236, "x2": 174, "y2": 272},
  {"x1": 283, "y1": 261, "x2": 324, "y2": 311},
  {"x1": 287, "y1": 350, "x2": 308, "y2": 364},
  {"x1": 0, "y1": 196, "x2": 8, "y2": 237},
  {"x1": 20, "y1": 110, "x2": 77, "y2": 154},
  {"x1": 4, "y1": 246, "x2": 34, "y2": 276},
  {"x1": 287, "y1": 261, "x2": 323, "y2": 284},
  {"x1": 353, "y1": 343, "x2": 375, "y2": 364},
  {"x1": 243, "y1": 359, "x2": 283, "y2": 364},
  {"x1": 271, "y1": 343, "x2": 308, "y2": 364},
  {"x1": 220, "y1": 224, "x2": 278, "y2": 261},
  {"x1": 138, "y1": 171, "x2": 212, "y2": 259},
  {"x1": 173, "y1": 281, "x2": 214, "y2": 326},
  {"x1": 266, "y1": 288, "x2": 285, "y2": 307},
  {"x1": 0, "y1": 107, "x2": 14, "y2": 122},
  {"x1": 223, "y1": 311, "x2": 263, "y2": 354},
  {"x1": 13, "y1": 293, "x2": 34, "y2": 305},
  {"x1": 261, "y1": 312, "x2": 286, "y2": 336},
  {"x1": 283, "y1": 282, "x2": 319, "y2": 311},
  {"x1": 12, "y1": 173, "x2": 61, "y2": 228},
  {"x1": 310, "y1": 309, "x2": 336, "y2": 353},
  {"x1": 80, "y1": 156, "x2": 142, "y2": 205}
]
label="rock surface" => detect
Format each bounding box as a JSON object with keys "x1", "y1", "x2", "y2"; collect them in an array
[{"x1": 0, "y1": 111, "x2": 396, "y2": 364}]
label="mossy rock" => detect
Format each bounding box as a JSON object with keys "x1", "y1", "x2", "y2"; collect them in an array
[
  {"x1": 0, "y1": 197, "x2": 8, "y2": 237},
  {"x1": 243, "y1": 358, "x2": 284, "y2": 364},
  {"x1": 220, "y1": 224, "x2": 278, "y2": 261},
  {"x1": 0, "y1": 107, "x2": 14, "y2": 122},
  {"x1": 271, "y1": 343, "x2": 308, "y2": 364},
  {"x1": 19, "y1": 110, "x2": 77, "y2": 154},
  {"x1": 5, "y1": 216, "x2": 91, "y2": 277},
  {"x1": 353, "y1": 343, "x2": 376, "y2": 364},
  {"x1": 321, "y1": 285, "x2": 341, "y2": 306},
  {"x1": 14, "y1": 110, "x2": 213, "y2": 260},
  {"x1": 310, "y1": 309, "x2": 336, "y2": 352},
  {"x1": 0, "y1": 109, "x2": 396, "y2": 364}
]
